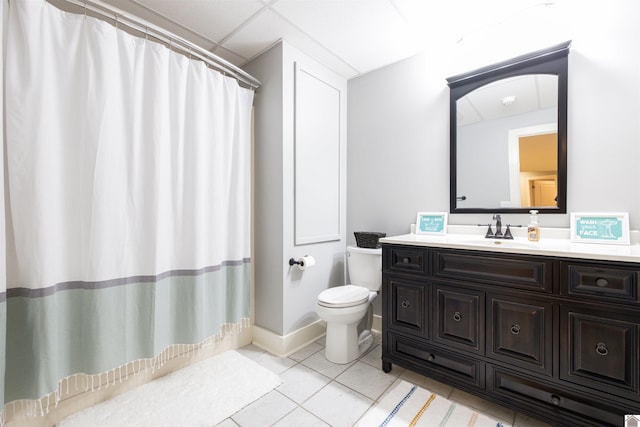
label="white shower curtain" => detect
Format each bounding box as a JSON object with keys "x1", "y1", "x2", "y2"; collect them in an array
[{"x1": 2, "y1": 0, "x2": 253, "y2": 414}]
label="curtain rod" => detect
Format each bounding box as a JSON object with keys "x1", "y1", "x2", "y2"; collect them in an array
[{"x1": 51, "y1": 0, "x2": 261, "y2": 89}]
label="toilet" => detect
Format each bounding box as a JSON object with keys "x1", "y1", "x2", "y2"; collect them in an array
[{"x1": 316, "y1": 245, "x2": 382, "y2": 364}]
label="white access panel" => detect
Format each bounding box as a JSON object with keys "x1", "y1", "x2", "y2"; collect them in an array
[{"x1": 294, "y1": 63, "x2": 341, "y2": 245}]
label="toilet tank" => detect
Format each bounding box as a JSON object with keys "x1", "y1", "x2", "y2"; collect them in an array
[{"x1": 347, "y1": 245, "x2": 382, "y2": 291}]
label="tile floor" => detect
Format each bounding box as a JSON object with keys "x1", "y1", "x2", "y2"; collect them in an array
[{"x1": 218, "y1": 334, "x2": 552, "y2": 427}]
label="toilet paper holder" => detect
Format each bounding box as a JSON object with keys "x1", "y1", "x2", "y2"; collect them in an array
[
  {"x1": 289, "y1": 257, "x2": 303, "y2": 267},
  {"x1": 288, "y1": 255, "x2": 315, "y2": 270}
]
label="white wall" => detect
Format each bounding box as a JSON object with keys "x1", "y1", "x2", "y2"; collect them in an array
[
  {"x1": 347, "y1": 52, "x2": 449, "y2": 238},
  {"x1": 348, "y1": 0, "x2": 640, "y2": 241},
  {"x1": 245, "y1": 42, "x2": 347, "y2": 341},
  {"x1": 244, "y1": 44, "x2": 285, "y2": 335}
]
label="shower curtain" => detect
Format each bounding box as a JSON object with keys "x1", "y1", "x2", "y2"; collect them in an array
[{"x1": 2, "y1": 0, "x2": 253, "y2": 416}]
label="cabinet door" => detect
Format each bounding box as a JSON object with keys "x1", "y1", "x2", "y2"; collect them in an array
[
  {"x1": 487, "y1": 296, "x2": 553, "y2": 376},
  {"x1": 433, "y1": 284, "x2": 484, "y2": 354},
  {"x1": 383, "y1": 275, "x2": 428, "y2": 338},
  {"x1": 560, "y1": 306, "x2": 639, "y2": 401}
]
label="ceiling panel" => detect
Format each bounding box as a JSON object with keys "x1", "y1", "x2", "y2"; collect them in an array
[
  {"x1": 458, "y1": 74, "x2": 559, "y2": 126},
  {"x1": 96, "y1": 0, "x2": 567, "y2": 81},
  {"x1": 222, "y1": 8, "x2": 359, "y2": 78},
  {"x1": 469, "y1": 76, "x2": 541, "y2": 121},
  {"x1": 272, "y1": 0, "x2": 419, "y2": 73},
  {"x1": 133, "y1": 0, "x2": 266, "y2": 44},
  {"x1": 95, "y1": 0, "x2": 218, "y2": 50}
]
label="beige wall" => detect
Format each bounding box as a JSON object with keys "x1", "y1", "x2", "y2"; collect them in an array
[{"x1": 519, "y1": 133, "x2": 557, "y2": 172}]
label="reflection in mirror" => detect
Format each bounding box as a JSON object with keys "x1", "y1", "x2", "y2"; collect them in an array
[
  {"x1": 447, "y1": 41, "x2": 570, "y2": 214},
  {"x1": 456, "y1": 75, "x2": 558, "y2": 209}
]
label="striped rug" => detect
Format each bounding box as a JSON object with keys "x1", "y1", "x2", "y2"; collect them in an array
[{"x1": 357, "y1": 380, "x2": 510, "y2": 427}]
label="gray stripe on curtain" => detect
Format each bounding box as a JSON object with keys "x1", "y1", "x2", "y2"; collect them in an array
[{"x1": 6, "y1": 258, "x2": 251, "y2": 299}]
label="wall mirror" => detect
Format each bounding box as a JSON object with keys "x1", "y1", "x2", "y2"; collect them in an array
[{"x1": 447, "y1": 41, "x2": 570, "y2": 214}]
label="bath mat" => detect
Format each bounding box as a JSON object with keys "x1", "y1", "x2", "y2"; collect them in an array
[
  {"x1": 356, "y1": 380, "x2": 511, "y2": 427},
  {"x1": 57, "y1": 350, "x2": 281, "y2": 427}
]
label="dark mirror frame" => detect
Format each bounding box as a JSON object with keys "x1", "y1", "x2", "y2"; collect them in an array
[{"x1": 447, "y1": 41, "x2": 570, "y2": 214}]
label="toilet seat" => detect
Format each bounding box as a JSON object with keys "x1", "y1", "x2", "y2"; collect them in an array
[{"x1": 317, "y1": 285, "x2": 369, "y2": 308}]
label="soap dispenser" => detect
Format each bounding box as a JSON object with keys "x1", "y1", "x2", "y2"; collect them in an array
[{"x1": 527, "y1": 210, "x2": 540, "y2": 242}]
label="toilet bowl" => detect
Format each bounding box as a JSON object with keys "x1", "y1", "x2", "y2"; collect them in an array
[{"x1": 316, "y1": 246, "x2": 382, "y2": 364}]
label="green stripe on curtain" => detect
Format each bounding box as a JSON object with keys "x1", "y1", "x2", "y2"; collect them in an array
[
  {"x1": 4, "y1": 262, "x2": 249, "y2": 402},
  {"x1": 0, "y1": 296, "x2": 6, "y2": 411}
]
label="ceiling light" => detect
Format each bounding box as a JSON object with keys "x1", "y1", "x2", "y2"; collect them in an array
[{"x1": 502, "y1": 95, "x2": 516, "y2": 106}]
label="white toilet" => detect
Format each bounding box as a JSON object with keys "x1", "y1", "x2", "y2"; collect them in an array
[{"x1": 316, "y1": 245, "x2": 382, "y2": 364}]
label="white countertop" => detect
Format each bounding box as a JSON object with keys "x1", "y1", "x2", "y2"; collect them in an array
[{"x1": 379, "y1": 225, "x2": 640, "y2": 263}]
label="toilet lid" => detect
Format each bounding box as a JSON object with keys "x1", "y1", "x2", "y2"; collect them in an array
[{"x1": 318, "y1": 285, "x2": 370, "y2": 308}]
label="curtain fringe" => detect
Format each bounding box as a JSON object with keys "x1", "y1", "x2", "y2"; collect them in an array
[{"x1": 0, "y1": 317, "x2": 251, "y2": 425}]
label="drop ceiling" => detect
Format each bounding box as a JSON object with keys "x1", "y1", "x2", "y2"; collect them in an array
[
  {"x1": 457, "y1": 74, "x2": 558, "y2": 126},
  {"x1": 98, "y1": 0, "x2": 557, "y2": 81}
]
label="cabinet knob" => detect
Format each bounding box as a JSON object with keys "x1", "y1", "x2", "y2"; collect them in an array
[
  {"x1": 403, "y1": 257, "x2": 410, "y2": 264},
  {"x1": 510, "y1": 324, "x2": 521, "y2": 335},
  {"x1": 595, "y1": 278, "x2": 609, "y2": 287},
  {"x1": 427, "y1": 353, "x2": 435, "y2": 362},
  {"x1": 401, "y1": 300, "x2": 411, "y2": 309},
  {"x1": 453, "y1": 312, "x2": 462, "y2": 322},
  {"x1": 550, "y1": 395, "x2": 561, "y2": 406},
  {"x1": 595, "y1": 342, "x2": 609, "y2": 356}
]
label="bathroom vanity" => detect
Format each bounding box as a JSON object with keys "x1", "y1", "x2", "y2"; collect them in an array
[{"x1": 380, "y1": 231, "x2": 640, "y2": 426}]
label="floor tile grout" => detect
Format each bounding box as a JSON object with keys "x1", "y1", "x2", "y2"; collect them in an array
[
  {"x1": 273, "y1": 345, "x2": 390, "y2": 426},
  {"x1": 226, "y1": 334, "x2": 550, "y2": 427}
]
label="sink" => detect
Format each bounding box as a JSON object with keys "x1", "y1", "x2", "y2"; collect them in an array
[{"x1": 452, "y1": 237, "x2": 539, "y2": 249}]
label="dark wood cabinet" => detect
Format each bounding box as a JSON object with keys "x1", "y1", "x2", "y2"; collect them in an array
[
  {"x1": 561, "y1": 261, "x2": 639, "y2": 304},
  {"x1": 384, "y1": 275, "x2": 428, "y2": 337},
  {"x1": 560, "y1": 306, "x2": 639, "y2": 401},
  {"x1": 433, "y1": 284, "x2": 484, "y2": 354},
  {"x1": 487, "y1": 295, "x2": 553, "y2": 376},
  {"x1": 382, "y1": 244, "x2": 640, "y2": 427}
]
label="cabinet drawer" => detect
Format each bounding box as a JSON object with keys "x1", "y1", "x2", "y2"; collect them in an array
[
  {"x1": 488, "y1": 367, "x2": 624, "y2": 426},
  {"x1": 433, "y1": 251, "x2": 553, "y2": 292},
  {"x1": 560, "y1": 307, "x2": 640, "y2": 401},
  {"x1": 433, "y1": 284, "x2": 484, "y2": 355},
  {"x1": 562, "y1": 262, "x2": 639, "y2": 304},
  {"x1": 384, "y1": 246, "x2": 427, "y2": 275},
  {"x1": 387, "y1": 333, "x2": 484, "y2": 389},
  {"x1": 487, "y1": 296, "x2": 553, "y2": 376},
  {"x1": 383, "y1": 276, "x2": 428, "y2": 337}
]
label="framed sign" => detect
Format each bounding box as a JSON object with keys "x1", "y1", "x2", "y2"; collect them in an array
[
  {"x1": 416, "y1": 212, "x2": 448, "y2": 235},
  {"x1": 570, "y1": 212, "x2": 630, "y2": 245}
]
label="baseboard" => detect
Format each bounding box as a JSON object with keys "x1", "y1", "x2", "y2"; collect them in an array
[
  {"x1": 372, "y1": 314, "x2": 382, "y2": 333},
  {"x1": 252, "y1": 320, "x2": 326, "y2": 357},
  {"x1": 252, "y1": 315, "x2": 382, "y2": 357}
]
